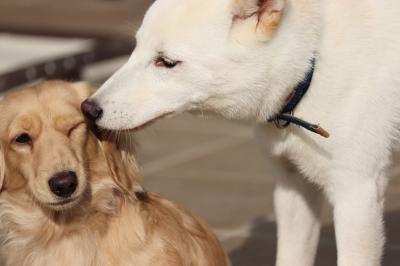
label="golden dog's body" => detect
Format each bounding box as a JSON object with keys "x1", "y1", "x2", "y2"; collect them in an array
[
  {"x1": 0, "y1": 81, "x2": 229, "y2": 266},
  {"x1": 0, "y1": 192, "x2": 226, "y2": 266}
]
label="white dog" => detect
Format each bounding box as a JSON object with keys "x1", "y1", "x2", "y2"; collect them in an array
[{"x1": 82, "y1": 0, "x2": 400, "y2": 265}]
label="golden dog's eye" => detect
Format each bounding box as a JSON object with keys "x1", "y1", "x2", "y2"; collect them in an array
[
  {"x1": 155, "y1": 56, "x2": 181, "y2": 69},
  {"x1": 15, "y1": 133, "x2": 32, "y2": 145}
]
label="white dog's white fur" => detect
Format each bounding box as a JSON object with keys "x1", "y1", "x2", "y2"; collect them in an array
[{"x1": 88, "y1": 0, "x2": 400, "y2": 265}]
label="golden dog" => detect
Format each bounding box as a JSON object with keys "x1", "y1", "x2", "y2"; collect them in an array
[{"x1": 0, "y1": 81, "x2": 229, "y2": 266}]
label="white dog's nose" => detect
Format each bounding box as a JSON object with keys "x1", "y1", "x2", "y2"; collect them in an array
[{"x1": 81, "y1": 99, "x2": 103, "y2": 121}]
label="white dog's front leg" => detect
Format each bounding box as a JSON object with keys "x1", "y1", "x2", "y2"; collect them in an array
[
  {"x1": 274, "y1": 169, "x2": 325, "y2": 266},
  {"x1": 330, "y1": 176, "x2": 387, "y2": 266}
]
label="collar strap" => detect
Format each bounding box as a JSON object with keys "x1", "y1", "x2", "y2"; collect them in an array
[{"x1": 268, "y1": 59, "x2": 330, "y2": 138}]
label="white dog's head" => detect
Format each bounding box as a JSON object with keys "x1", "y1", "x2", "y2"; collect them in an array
[{"x1": 84, "y1": 0, "x2": 320, "y2": 130}]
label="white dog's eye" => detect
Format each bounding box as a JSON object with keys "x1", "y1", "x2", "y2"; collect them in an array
[{"x1": 154, "y1": 56, "x2": 181, "y2": 69}]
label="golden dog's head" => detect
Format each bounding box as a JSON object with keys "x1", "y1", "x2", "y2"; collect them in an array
[{"x1": 0, "y1": 81, "x2": 138, "y2": 211}]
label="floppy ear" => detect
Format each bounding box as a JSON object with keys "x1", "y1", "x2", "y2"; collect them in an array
[
  {"x1": 99, "y1": 138, "x2": 142, "y2": 195},
  {"x1": 231, "y1": 0, "x2": 286, "y2": 42},
  {"x1": 0, "y1": 145, "x2": 5, "y2": 192}
]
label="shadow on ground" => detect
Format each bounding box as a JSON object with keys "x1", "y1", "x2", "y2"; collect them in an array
[{"x1": 229, "y1": 211, "x2": 400, "y2": 266}]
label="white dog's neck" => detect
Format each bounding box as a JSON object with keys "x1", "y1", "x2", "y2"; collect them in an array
[{"x1": 253, "y1": 0, "x2": 322, "y2": 122}]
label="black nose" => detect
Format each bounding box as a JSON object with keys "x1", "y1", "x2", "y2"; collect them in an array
[
  {"x1": 48, "y1": 171, "x2": 78, "y2": 198},
  {"x1": 81, "y1": 99, "x2": 103, "y2": 121}
]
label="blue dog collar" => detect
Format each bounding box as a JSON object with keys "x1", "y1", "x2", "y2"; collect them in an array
[{"x1": 268, "y1": 58, "x2": 330, "y2": 138}]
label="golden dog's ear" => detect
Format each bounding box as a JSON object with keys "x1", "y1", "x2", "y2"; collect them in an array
[
  {"x1": 99, "y1": 138, "x2": 141, "y2": 195},
  {"x1": 71, "y1": 82, "x2": 95, "y2": 102},
  {"x1": 0, "y1": 145, "x2": 5, "y2": 192},
  {"x1": 231, "y1": 0, "x2": 286, "y2": 42}
]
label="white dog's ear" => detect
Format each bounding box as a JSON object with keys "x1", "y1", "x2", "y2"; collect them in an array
[
  {"x1": 0, "y1": 145, "x2": 5, "y2": 192},
  {"x1": 231, "y1": 0, "x2": 286, "y2": 42}
]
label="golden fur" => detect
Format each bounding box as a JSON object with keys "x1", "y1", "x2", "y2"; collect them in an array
[{"x1": 0, "y1": 81, "x2": 229, "y2": 266}]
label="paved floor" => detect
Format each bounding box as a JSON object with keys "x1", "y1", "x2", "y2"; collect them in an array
[
  {"x1": 0, "y1": 0, "x2": 151, "y2": 39},
  {"x1": 0, "y1": 34, "x2": 93, "y2": 73}
]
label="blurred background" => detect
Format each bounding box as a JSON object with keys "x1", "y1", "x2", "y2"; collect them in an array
[{"x1": 1, "y1": 1, "x2": 400, "y2": 265}]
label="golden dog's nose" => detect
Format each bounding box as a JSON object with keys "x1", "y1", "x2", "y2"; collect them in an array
[
  {"x1": 48, "y1": 171, "x2": 78, "y2": 198},
  {"x1": 81, "y1": 99, "x2": 103, "y2": 121}
]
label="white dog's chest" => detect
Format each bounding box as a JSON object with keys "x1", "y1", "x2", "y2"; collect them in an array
[{"x1": 256, "y1": 124, "x2": 333, "y2": 185}]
